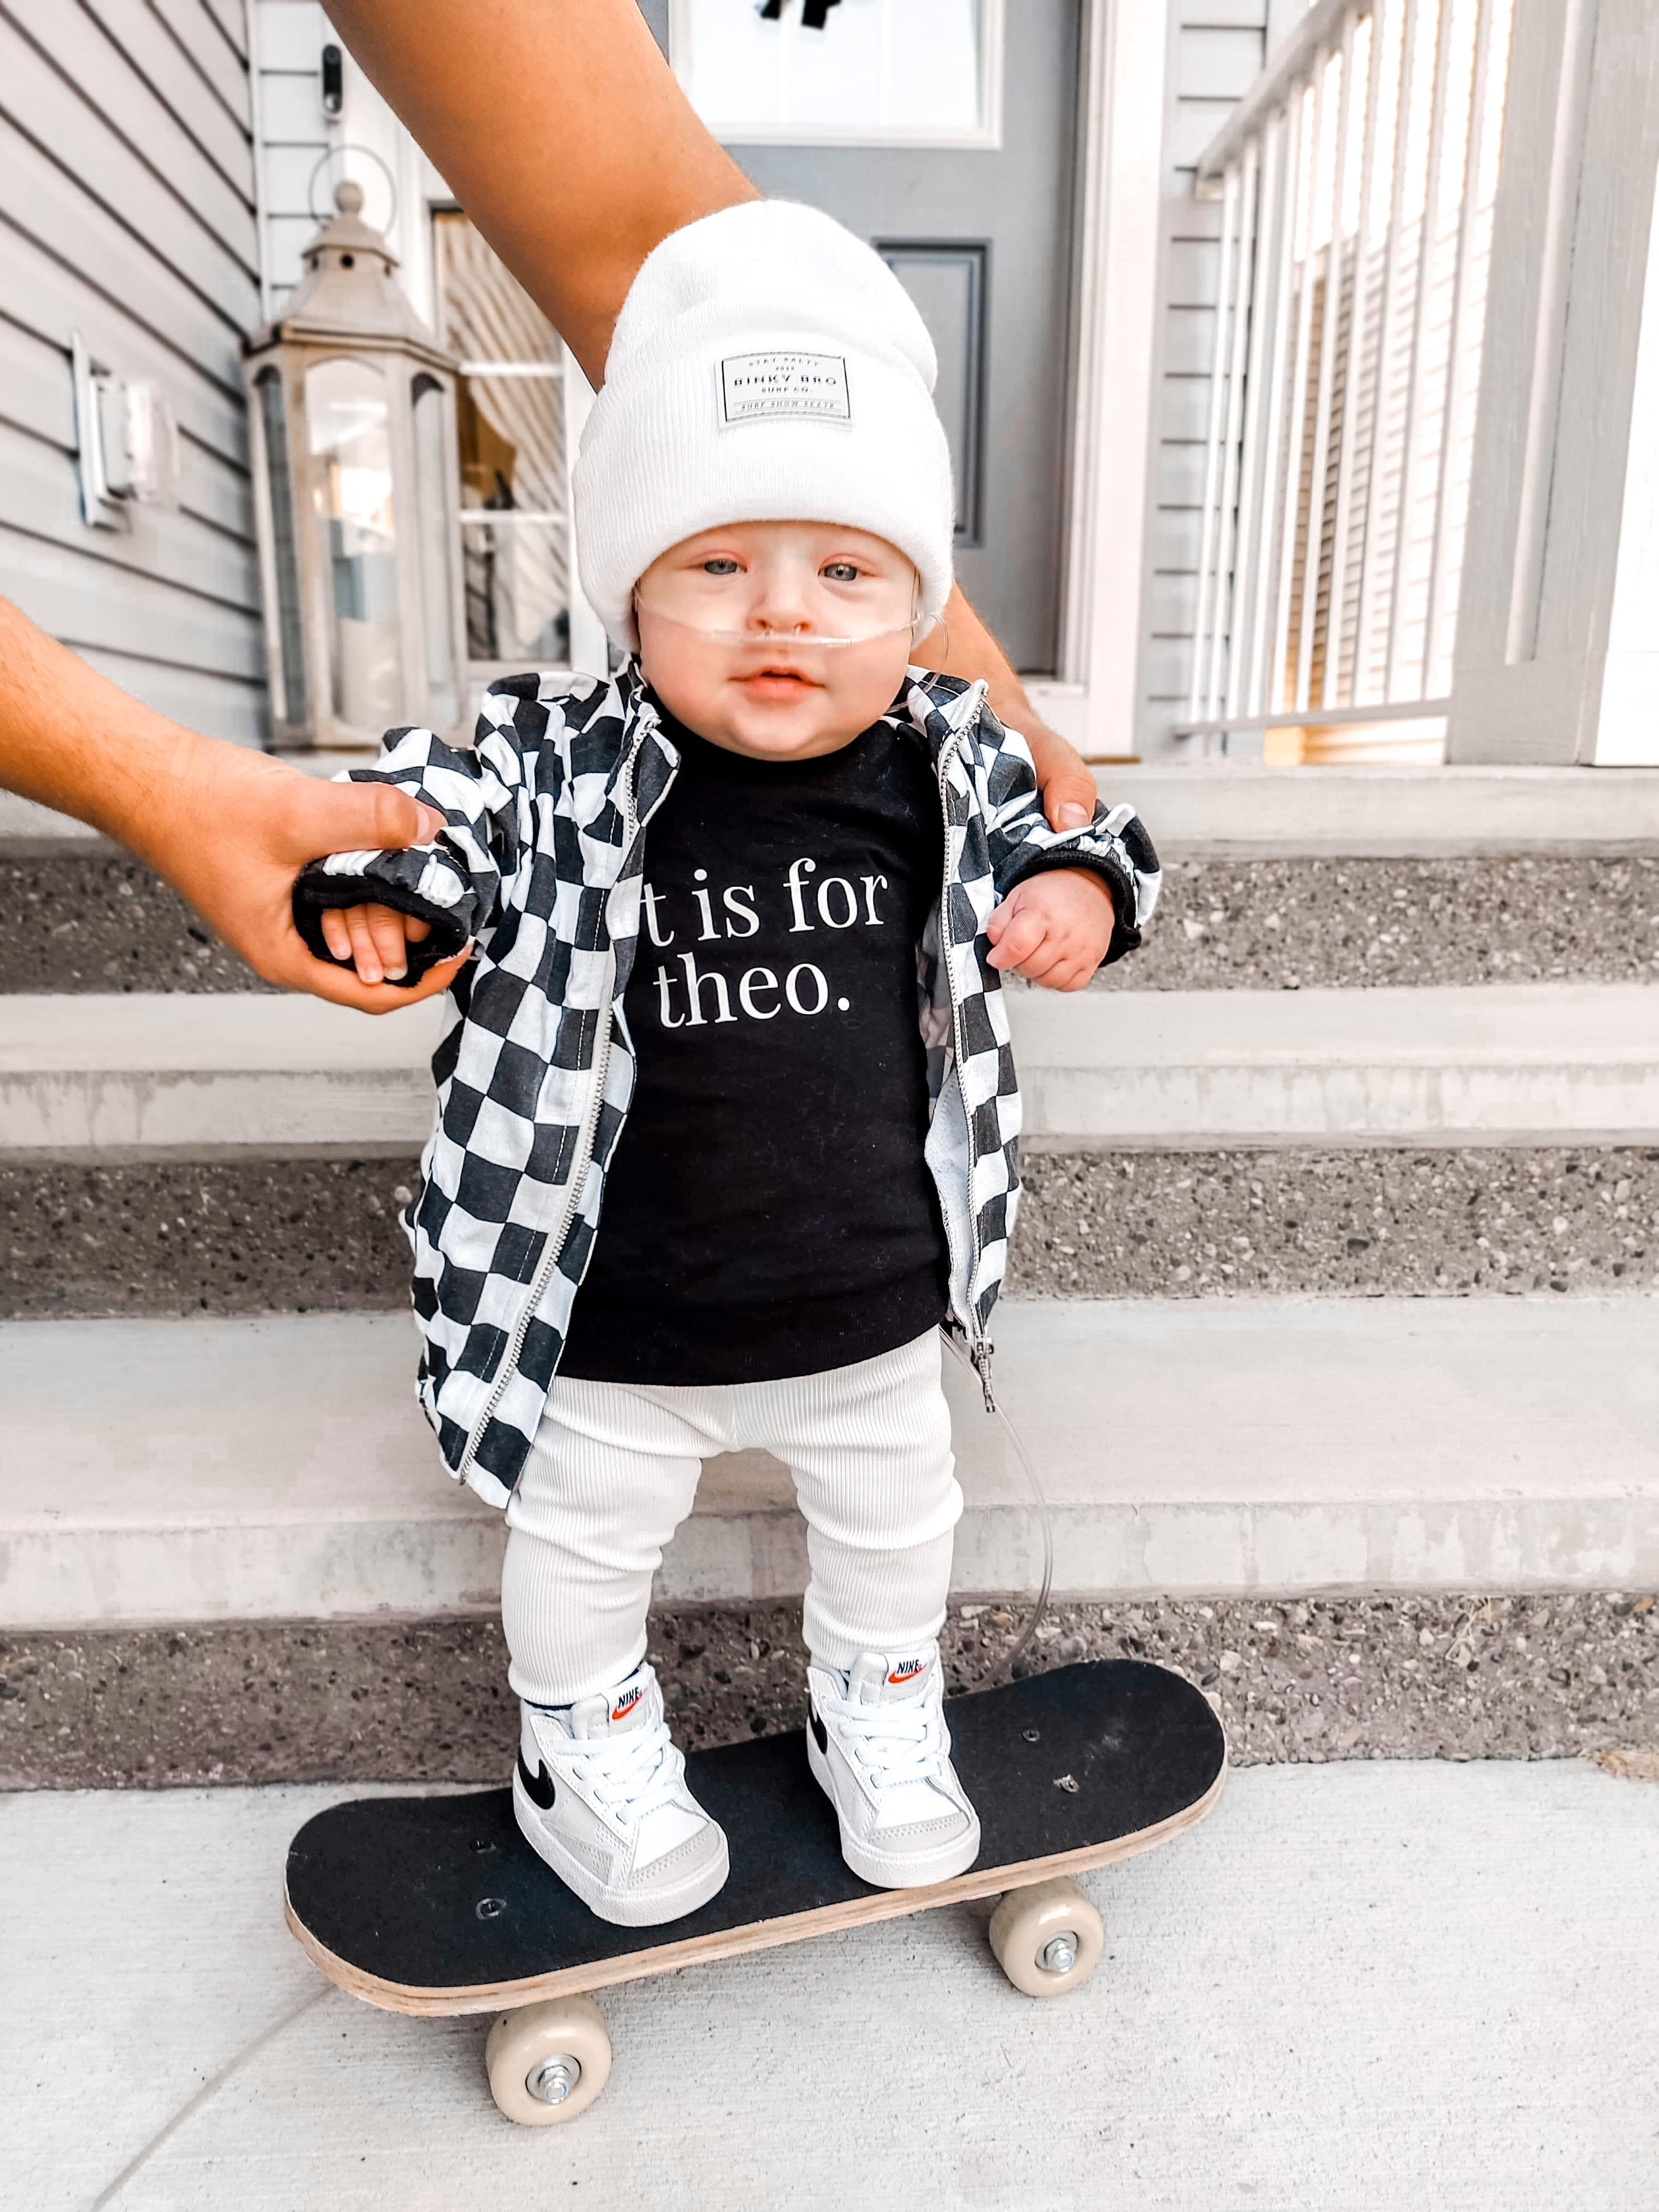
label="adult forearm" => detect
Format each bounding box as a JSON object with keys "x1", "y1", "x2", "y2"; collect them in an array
[
  {"x1": 914, "y1": 583, "x2": 1098, "y2": 828},
  {"x1": 326, "y1": 0, "x2": 757, "y2": 383},
  {"x1": 0, "y1": 595, "x2": 459, "y2": 1009},
  {"x1": 0, "y1": 595, "x2": 200, "y2": 855}
]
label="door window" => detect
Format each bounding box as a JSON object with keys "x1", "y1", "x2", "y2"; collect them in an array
[{"x1": 669, "y1": 0, "x2": 1003, "y2": 148}]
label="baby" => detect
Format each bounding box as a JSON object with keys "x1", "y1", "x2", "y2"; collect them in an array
[{"x1": 294, "y1": 201, "x2": 1160, "y2": 1928}]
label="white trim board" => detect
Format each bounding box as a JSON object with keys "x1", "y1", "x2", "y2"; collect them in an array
[
  {"x1": 1592, "y1": 154, "x2": 1659, "y2": 765},
  {"x1": 1050, "y1": 0, "x2": 1170, "y2": 758}
]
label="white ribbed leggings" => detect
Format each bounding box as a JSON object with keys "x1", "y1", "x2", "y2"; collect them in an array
[{"x1": 501, "y1": 1329, "x2": 962, "y2": 1706}]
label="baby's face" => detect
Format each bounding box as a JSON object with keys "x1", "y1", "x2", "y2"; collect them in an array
[{"x1": 635, "y1": 521, "x2": 920, "y2": 760}]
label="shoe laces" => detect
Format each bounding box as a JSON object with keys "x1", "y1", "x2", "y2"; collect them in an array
[
  {"x1": 827, "y1": 1692, "x2": 946, "y2": 1795},
  {"x1": 569, "y1": 1716, "x2": 685, "y2": 1830}
]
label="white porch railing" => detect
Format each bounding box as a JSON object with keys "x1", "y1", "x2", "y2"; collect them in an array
[{"x1": 1177, "y1": 0, "x2": 1515, "y2": 755}]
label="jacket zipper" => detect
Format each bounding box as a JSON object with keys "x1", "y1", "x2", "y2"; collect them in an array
[
  {"x1": 934, "y1": 723, "x2": 998, "y2": 1415},
  {"x1": 456, "y1": 735, "x2": 643, "y2": 1481}
]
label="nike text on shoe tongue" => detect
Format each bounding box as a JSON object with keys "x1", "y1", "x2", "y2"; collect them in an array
[
  {"x1": 848, "y1": 1648, "x2": 936, "y2": 1706},
  {"x1": 568, "y1": 1667, "x2": 654, "y2": 1740}
]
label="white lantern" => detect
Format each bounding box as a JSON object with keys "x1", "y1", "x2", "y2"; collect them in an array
[{"x1": 243, "y1": 182, "x2": 467, "y2": 751}]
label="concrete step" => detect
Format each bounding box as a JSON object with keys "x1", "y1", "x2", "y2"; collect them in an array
[
  {"x1": 7, "y1": 985, "x2": 1659, "y2": 1155},
  {"x1": 1107, "y1": 760, "x2": 1659, "y2": 857},
  {"x1": 0, "y1": 993, "x2": 433, "y2": 1154},
  {"x1": 5, "y1": 1297, "x2": 1654, "y2": 1629},
  {"x1": 11, "y1": 759, "x2": 1659, "y2": 858}
]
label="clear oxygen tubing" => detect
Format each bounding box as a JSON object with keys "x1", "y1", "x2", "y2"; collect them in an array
[
  {"x1": 630, "y1": 611, "x2": 923, "y2": 650},
  {"x1": 942, "y1": 1328, "x2": 1055, "y2": 1689}
]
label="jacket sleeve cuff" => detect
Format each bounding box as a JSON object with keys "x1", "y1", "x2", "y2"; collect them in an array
[{"x1": 291, "y1": 866, "x2": 471, "y2": 988}]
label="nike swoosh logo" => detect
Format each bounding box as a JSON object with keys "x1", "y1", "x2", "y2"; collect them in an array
[{"x1": 517, "y1": 1749, "x2": 555, "y2": 1810}]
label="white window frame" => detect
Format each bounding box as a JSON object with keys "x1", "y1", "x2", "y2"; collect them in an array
[{"x1": 1029, "y1": 0, "x2": 1168, "y2": 759}]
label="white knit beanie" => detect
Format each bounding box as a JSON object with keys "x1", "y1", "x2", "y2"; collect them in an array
[{"x1": 573, "y1": 200, "x2": 955, "y2": 653}]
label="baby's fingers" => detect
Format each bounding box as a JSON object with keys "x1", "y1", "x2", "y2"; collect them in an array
[
  {"x1": 339, "y1": 904, "x2": 402, "y2": 984},
  {"x1": 366, "y1": 905, "x2": 415, "y2": 977},
  {"x1": 987, "y1": 902, "x2": 1050, "y2": 971},
  {"x1": 320, "y1": 909, "x2": 353, "y2": 963}
]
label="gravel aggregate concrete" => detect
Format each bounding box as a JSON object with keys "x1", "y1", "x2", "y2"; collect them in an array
[
  {"x1": 0, "y1": 1157, "x2": 418, "y2": 1318},
  {"x1": 3, "y1": 855, "x2": 266, "y2": 993},
  {"x1": 11, "y1": 851, "x2": 1659, "y2": 995},
  {"x1": 10, "y1": 1145, "x2": 1659, "y2": 1317},
  {"x1": 1090, "y1": 855, "x2": 1659, "y2": 991},
  {"x1": 2, "y1": 1590, "x2": 1652, "y2": 1790},
  {"x1": 1007, "y1": 1144, "x2": 1659, "y2": 1298}
]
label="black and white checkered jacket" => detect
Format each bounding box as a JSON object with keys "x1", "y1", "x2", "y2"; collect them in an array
[{"x1": 295, "y1": 665, "x2": 1161, "y2": 1506}]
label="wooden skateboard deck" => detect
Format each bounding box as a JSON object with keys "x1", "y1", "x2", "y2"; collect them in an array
[{"x1": 285, "y1": 1660, "x2": 1226, "y2": 2018}]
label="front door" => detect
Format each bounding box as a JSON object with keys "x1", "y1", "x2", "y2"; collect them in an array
[{"x1": 638, "y1": 0, "x2": 1080, "y2": 676}]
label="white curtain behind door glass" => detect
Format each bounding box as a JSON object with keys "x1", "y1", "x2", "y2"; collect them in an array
[{"x1": 671, "y1": 0, "x2": 990, "y2": 144}]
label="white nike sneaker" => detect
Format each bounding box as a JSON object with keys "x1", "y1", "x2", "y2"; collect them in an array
[
  {"x1": 512, "y1": 1662, "x2": 729, "y2": 1927},
  {"x1": 806, "y1": 1645, "x2": 982, "y2": 1888}
]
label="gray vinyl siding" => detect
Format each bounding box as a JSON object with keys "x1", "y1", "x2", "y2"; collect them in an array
[
  {"x1": 1137, "y1": 2, "x2": 1298, "y2": 753},
  {"x1": 252, "y1": 2, "x2": 337, "y2": 311},
  {"x1": 0, "y1": 0, "x2": 267, "y2": 746}
]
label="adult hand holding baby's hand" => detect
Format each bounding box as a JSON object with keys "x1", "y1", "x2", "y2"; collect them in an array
[
  {"x1": 320, "y1": 903, "x2": 435, "y2": 986},
  {"x1": 986, "y1": 869, "x2": 1115, "y2": 992}
]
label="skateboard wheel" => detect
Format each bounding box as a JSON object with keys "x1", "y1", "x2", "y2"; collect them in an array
[
  {"x1": 988, "y1": 1877, "x2": 1104, "y2": 1998},
  {"x1": 484, "y1": 1995, "x2": 612, "y2": 2125}
]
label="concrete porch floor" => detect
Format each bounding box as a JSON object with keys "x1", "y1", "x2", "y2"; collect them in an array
[{"x1": 5, "y1": 1763, "x2": 1655, "y2": 2210}]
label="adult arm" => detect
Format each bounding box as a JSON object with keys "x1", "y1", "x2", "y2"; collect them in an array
[
  {"x1": 912, "y1": 584, "x2": 1099, "y2": 829},
  {"x1": 0, "y1": 596, "x2": 464, "y2": 1011},
  {"x1": 326, "y1": 0, "x2": 755, "y2": 390},
  {"x1": 329, "y1": 0, "x2": 1102, "y2": 830},
  {"x1": 0, "y1": 0, "x2": 1097, "y2": 968}
]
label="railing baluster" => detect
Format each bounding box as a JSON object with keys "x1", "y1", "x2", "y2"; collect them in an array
[
  {"x1": 1230, "y1": 115, "x2": 1286, "y2": 719},
  {"x1": 1385, "y1": 0, "x2": 1455, "y2": 699},
  {"x1": 1208, "y1": 135, "x2": 1261, "y2": 722},
  {"x1": 1354, "y1": 0, "x2": 1420, "y2": 705},
  {"x1": 1322, "y1": 3, "x2": 1386, "y2": 707},
  {"x1": 1270, "y1": 71, "x2": 1326, "y2": 717},
  {"x1": 1244, "y1": 102, "x2": 1302, "y2": 718},
  {"x1": 1294, "y1": 37, "x2": 1352, "y2": 716},
  {"x1": 1188, "y1": 163, "x2": 1240, "y2": 725},
  {"x1": 1423, "y1": 0, "x2": 1498, "y2": 696}
]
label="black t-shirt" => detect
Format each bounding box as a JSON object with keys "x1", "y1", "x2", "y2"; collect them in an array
[{"x1": 558, "y1": 709, "x2": 949, "y2": 1385}]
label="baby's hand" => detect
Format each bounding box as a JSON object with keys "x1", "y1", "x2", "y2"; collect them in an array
[
  {"x1": 319, "y1": 903, "x2": 433, "y2": 986},
  {"x1": 986, "y1": 868, "x2": 1115, "y2": 991}
]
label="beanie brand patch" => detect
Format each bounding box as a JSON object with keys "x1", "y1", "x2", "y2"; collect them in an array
[{"x1": 719, "y1": 351, "x2": 852, "y2": 428}]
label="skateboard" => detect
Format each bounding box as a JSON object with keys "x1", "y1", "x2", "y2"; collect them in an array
[{"x1": 285, "y1": 1658, "x2": 1226, "y2": 2125}]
